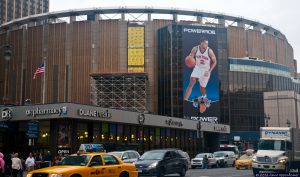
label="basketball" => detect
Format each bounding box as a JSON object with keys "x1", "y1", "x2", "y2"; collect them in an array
[
  {"x1": 199, "y1": 104, "x2": 206, "y2": 112},
  {"x1": 185, "y1": 56, "x2": 195, "y2": 68}
]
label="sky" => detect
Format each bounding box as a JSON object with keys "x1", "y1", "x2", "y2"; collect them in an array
[{"x1": 50, "y1": 0, "x2": 300, "y2": 71}]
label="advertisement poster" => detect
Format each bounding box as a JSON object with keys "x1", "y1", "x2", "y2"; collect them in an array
[
  {"x1": 57, "y1": 124, "x2": 71, "y2": 145},
  {"x1": 182, "y1": 25, "x2": 220, "y2": 123}
]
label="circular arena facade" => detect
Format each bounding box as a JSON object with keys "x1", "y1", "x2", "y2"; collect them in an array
[{"x1": 1, "y1": 7, "x2": 299, "y2": 154}]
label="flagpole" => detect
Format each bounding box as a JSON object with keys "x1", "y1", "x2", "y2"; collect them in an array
[{"x1": 42, "y1": 60, "x2": 46, "y2": 104}]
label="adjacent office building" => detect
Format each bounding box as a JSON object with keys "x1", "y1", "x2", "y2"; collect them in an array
[{"x1": 0, "y1": 0, "x2": 49, "y2": 24}]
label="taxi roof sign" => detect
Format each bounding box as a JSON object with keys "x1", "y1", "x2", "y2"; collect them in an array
[{"x1": 79, "y1": 144, "x2": 105, "y2": 153}]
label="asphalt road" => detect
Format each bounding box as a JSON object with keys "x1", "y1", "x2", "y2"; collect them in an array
[{"x1": 166, "y1": 167, "x2": 254, "y2": 177}]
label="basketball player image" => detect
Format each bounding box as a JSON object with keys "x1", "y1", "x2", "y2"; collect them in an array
[{"x1": 184, "y1": 37, "x2": 217, "y2": 101}]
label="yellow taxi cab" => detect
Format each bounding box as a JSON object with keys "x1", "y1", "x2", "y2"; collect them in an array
[
  {"x1": 235, "y1": 154, "x2": 253, "y2": 169},
  {"x1": 26, "y1": 152, "x2": 138, "y2": 177}
]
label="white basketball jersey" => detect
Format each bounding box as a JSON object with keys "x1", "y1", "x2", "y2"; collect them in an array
[{"x1": 195, "y1": 45, "x2": 211, "y2": 69}]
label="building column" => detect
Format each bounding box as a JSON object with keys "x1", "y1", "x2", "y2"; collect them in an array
[
  {"x1": 173, "y1": 14, "x2": 178, "y2": 22},
  {"x1": 218, "y1": 18, "x2": 225, "y2": 27},
  {"x1": 196, "y1": 16, "x2": 203, "y2": 24},
  {"x1": 121, "y1": 13, "x2": 125, "y2": 21},
  {"x1": 237, "y1": 21, "x2": 245, "y2": 28},
  {"x1": 70, "y1": 16, "x2": 76, "y2": 23}
]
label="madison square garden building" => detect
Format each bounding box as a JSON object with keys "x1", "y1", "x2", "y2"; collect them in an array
[{"x1": 1, "y1": 7, "x2": 300, "y2": 156}]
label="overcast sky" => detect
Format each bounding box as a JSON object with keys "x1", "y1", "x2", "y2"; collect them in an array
[{"x1": 50, "y1": 0, "x2": 300, "y2": 71}]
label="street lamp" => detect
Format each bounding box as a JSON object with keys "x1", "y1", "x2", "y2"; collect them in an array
[
  {"x1": 264, "y1": 113, "x2": 270, "y2": 127},
  {"x1": 2, "y1": 45, "x2": 12, "y2": 104}
]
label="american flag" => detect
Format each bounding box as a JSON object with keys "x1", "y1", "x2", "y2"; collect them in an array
[{"x1": 33, "y1": 63, "x2": 45, "y2": 79}]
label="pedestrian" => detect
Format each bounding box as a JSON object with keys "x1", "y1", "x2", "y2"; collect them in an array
[
  {"x1": 25, "y1": 153, "x2": 35, "y2": 172},
  {"x1": 203, "y1": 154, "x2": 209, "y2": 169},
  {"x1": 35, "y1": 152, "x2": 42, "y2": 169},
  {"x1": 43, "y1": 151, "x2": 52, "y2": 167},
  {"x1": 0, "y1": 152, "x2": 5, "y2": 177},
  {"x1": 53, "y1": 155, "x2": 62, "y2": 166},
  {"x1": 4, "y1": 152, "x2": 13, "y2": 177},
  {"x1": 11, "y1": 153, "x2": 22, "y2": 177}
]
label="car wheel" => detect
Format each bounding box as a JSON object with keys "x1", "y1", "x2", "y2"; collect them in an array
[
  {"x1": 157, "y1": 167, "x2": 165, "y2": 177},
  {"x1": 120, "y1": 172, "x2": 129, "y2": 177},
  {"x1": 179, "y1": 167, "x2": 186, "y2": 177},
  {"x1": 71, "y1": 175, "x2": 82, "y2": 177},
  {"x1": 191, "y1": 166, "x2": 196, "y2": 169}
]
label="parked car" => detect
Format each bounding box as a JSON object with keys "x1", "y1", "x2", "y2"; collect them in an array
[
  {"x1": 191, "y1": 153, "x2": 218, "y2": 169},
  {"x1": 219, "y1": 144, "x2": 240, "y2": 158},
  {"x1": 134, "y1": 149, "x2": 188, "y2": 177},
  {"x1": 213, "y1": 151, "x2": 236, "y2": 167},
  {"x1": 110, "y1": 150, "x2": 140, "y2": 163},
  {"x1": 235, "y1": 154, "x2": 253, "y2": 169}
]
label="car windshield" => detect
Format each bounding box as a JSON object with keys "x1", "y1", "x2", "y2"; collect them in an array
[
  {"x1": 258, "y1": 140, "x2": 286, "y2": 151},
  {"x1": 240, "y1": 155, "x2": 253, "y2": 159},
  {"x1": 140, "y1": 151, "x2": 165, "y2": 160},
  {"x1": 110, "y1": 152, "x2": 122, "y2": 158},
  {"x1": 60, "y1": 155, "x2": 91, "y2": 166},
  {"x1": 213, "y1": 152, "x2": 225, "y2": 157},
  {"x1": 195, "y1": 154, "x2": 206, "y2": 158}
]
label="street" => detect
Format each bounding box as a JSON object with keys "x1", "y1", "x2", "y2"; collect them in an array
[{"x1": 170, "y1": 167, "x2": 253, "y2": 177}]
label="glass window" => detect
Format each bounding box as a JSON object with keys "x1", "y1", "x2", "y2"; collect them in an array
[
  {"x1": 122, "y1": 152, "x2": 129, "y2": 159},
  {"x1": 93, "y1": 123, "x2": 101, "y2": 143},
  {"x1": 124, "y1": 125, "x2": 130, "y2": 143},
  {"x1": 101, "y1": 123, "x2": 109, "y2": 142},
  {"x1": 116, "y1": 124, "x2": 123, "y2": 143},
  {"x1": 109, "y1": 123, "x2": 116, "y2": 142},
  {"x1": 128, "y1": 152, "x2": 137, "y2": 159},
  {"x1": 77, "y1": 122, "x2": 88, "y2": 144},
  {"x1": 60, "y1": 155, "x2": 91, "y2": 166},
  {"x1": 160, "y1": 128, "x2": 166, "y2": 148},
  {"x1": 130, "y1": 126, "x2": 136, "y2": 143},
  {"x1": 37, "y1": 121, "x2": 50, "y2": 146},
  {"x1": 143, "y1": 127, "x2": 149, "y2": 150},
  {"x1": 155, "y1": 128, "x2": 160, "y2": 148},
  {"x1": 149, "y1": 128, "x2": 155, "y2": 149},
  {"x1": 90, "y1": 155, "x2": 103, "y2": 166},
  {"x1": 57, "y1": 121, "x2": 72, "y2": 146},
  {"x1": 103, "y1": 155, "x2": 119, "y2": 165}
]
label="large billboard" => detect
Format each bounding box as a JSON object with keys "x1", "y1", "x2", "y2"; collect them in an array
[{"x1": 182, "y1": 25, "x2": 220, "y2": 123}]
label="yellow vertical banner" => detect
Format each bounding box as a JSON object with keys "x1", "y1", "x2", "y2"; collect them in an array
[{"x1": 128, "y1": 26, "x2": 145, "y2": 72}]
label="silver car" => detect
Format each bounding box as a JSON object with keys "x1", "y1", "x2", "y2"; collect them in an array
[
  {"x1": 110, "y1": 150, "x2": 140, "y2": 163},
  {"x1": 191, "y1": 153, "x2": 218, "y2": 168}
]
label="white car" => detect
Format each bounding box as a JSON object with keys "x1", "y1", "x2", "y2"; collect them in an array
[
  {"x1": 109, "y1": 150, "x2": 140, "y2": 163},
  {"x1": 191, "y1": 153, "x2": 218, "y2": 169},
  {"x1": 213, "y1": 151, "x2": 236, "y2": 167}
]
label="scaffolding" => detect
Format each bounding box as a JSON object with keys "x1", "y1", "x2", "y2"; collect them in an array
[{"x1": 90, "y1": 73, "x2": 148, "y2": 112}]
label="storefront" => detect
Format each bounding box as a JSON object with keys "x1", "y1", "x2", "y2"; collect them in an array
[{"x1": 0, "y1": 103, "x2": 230, "y2": 158}]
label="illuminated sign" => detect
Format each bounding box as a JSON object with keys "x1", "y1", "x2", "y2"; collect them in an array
[
  {"x1": 78, "y1": 109, "x2": 111, "y2": 119},
  {"x1": 26, "y1": 106, "x2": 67, "y2": 117}
]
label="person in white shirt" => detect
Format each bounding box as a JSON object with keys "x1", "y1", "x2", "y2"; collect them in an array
[
  {"x1": 11, "y1": 153, "x2": 22, "y2": 177},
  {"x1": 25, "y1": 153, "x2": 35, "y2": 172}
]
